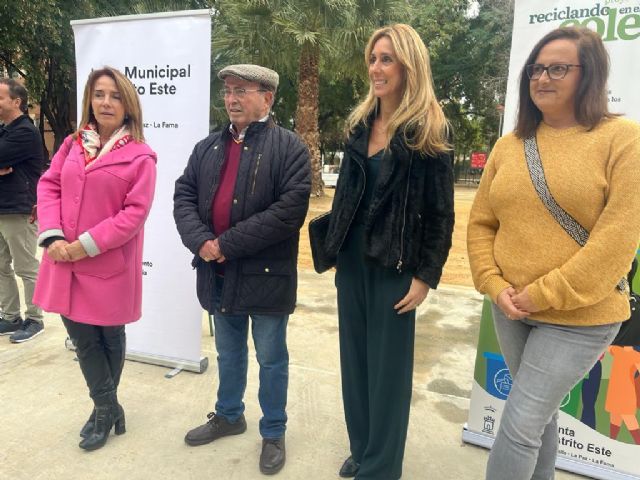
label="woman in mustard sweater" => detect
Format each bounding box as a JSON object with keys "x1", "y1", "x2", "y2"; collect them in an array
[{"x1": 467, "y1": 27, "x2": 640, "y2": 480}]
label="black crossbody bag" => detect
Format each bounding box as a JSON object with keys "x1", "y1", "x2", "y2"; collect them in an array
[{"x1": 524, "y1": 135, "x2": 639, "y2": 346}]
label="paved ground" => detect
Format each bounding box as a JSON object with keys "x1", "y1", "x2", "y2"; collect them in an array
[{"x1": 0, "y1": 274, "x2": 585, "y2": 480}]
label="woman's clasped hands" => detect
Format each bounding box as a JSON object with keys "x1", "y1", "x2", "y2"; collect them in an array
[
  {"x1": 47, "y1": 239, "x2": 88, "y2": 262},
  {"x1": 497, "y1": 286, "x2": 541, "y2": 320}
]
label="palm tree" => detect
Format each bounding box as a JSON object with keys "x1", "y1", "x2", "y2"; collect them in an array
[{"x1": 212, "y1": 0, "x2": 411, "y2": 196}]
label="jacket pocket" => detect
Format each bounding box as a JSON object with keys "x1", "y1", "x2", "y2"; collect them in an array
[
  {"x1": 241, "y1": 258, "x2": 291, "y2": 276},
  {"x1": 194, "y1": 258, "x2": 214, "y2": 313},
  {"x1": 73, "y1": 248, "x2": 126, "y2": 279},
  {"x1": 238, "y1": 259, "x2": 293, "y2": 310}
]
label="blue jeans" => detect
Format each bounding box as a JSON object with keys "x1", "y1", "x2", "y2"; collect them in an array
[
  {"x1": 486, "y1": 305, "x2": 620, "y2": 480},
  {"x1": 212, "y1": 279, "x2": 289, "y2": 439}
]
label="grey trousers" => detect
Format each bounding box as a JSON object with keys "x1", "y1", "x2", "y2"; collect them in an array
[
  {"x1": 0, "y1": 214, "x2": 42, "y2": 321},
  {"x1": 486, "y1": 304, "x2": 620, "y2": 480}
]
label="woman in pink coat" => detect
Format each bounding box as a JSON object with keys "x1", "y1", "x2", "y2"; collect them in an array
[{"x1": 34, "y1": 66, "x2": 156, "y2": 451}]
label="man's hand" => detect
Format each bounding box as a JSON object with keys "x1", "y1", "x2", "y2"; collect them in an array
[
  {"x1": 48, "y1": 240, "x2": 72, "y2": 262},
  {"x1": 64, "y1": 240, "x2": 88, "y2": 262},
  {"x1": 29, "y1": 205, "x2": 37, "y2": 224},
  {"x1": 199, "y1": 238, "x2": 227, "y2": 263},
  {"x1": 199, "y1": 239, "x2": 216, "y2": 262},
  {"x1": 394, "y1": 277, "x2": 430, "y2": 314},
  {"x1": 0, "y1": 167, "x2": 13, "y2": 176},
  {"x1": 497, "y1": 287, "x2": 530, "y2": 320},
  {"x1": 212, "y1": 238, "x2": 226, "y2": 263}
]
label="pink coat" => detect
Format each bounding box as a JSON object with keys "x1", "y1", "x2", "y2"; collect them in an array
[{"x1": 33, "y1": 135, "x2": 157, "y2": 326}]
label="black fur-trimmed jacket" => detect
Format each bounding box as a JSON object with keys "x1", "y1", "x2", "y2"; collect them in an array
[
  {"x1": 173, "y1": 119, "x2": 311, "y2": 315},
  {"x1": 325, "y1": 123, "x2": 454, "y2": 288}
]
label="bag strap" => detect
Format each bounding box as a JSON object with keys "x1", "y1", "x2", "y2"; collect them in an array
[{"x1": 524, "y1": 135, "x2": 628, "y2": 291}]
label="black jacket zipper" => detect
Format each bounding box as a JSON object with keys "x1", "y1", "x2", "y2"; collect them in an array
[
  {"x1": 336, "y1": 157, "x2": 366, "y2": 253},
  {"x1": 397, "y1": 152, "x2": 413, "y2": 272},
  {"x1": 251, "y1": 153, "x2": 262, "y2": 195}
]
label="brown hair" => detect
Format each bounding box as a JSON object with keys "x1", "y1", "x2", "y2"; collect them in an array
[
  {"x1": 346, "y1": 24, "x2": 450, "y2": 155},
  {"x1": 0, "y1": 78, "x2": 29, "y2": 114},
  {"x1": 75, "y1": 66, "x2": 145, "y2": 141},
  {"x1": 515, "y1": 26, "x2": 616, "y2": 139}
]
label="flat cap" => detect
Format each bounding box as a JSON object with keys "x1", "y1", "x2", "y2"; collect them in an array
[{"x1": 218, "y1": 64, "x2": 279, "y2": 91}]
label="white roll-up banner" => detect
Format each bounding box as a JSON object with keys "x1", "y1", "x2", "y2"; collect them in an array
[
  {"x1": 464, "y1": 1, "x2": 640, "y2": 479},
  {"x1": 71, "y1": 10, "x2": 211, "y2": 373}
]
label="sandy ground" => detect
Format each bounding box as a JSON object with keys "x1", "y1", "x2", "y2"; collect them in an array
[{"x1": 299, "y1": 185, "x2": 476, "y2": 287}]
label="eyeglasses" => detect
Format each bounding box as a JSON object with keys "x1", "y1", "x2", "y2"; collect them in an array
[
  {"x1": 525, "y1": 63, "x2": 582, "y2": 80},
  {"x1": 218, "y1": 88, "x2": 268, "y2": 99}
]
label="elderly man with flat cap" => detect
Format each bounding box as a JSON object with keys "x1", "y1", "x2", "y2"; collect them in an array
[{"x1": 174, "y1": 64, "x2": 311, "y2": 474}]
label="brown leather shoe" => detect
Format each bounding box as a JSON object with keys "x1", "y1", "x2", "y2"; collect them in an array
[
  {"x1": 184, "y1": 412, "x2": 247, "y2": 446},
  {"x1": 339, "y1": 456, "x2": 360, "y2": 478},
  {"x1": 259, "y1": 436, "x2": 286, "y2": 475}
]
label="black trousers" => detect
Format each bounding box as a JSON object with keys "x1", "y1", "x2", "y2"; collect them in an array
[
  {"x1": 62, "y1": 316, "x2": 126, "y2": 403},
  {"x1": 336, "y1": 224, "x2": 416, "y2": 480}
]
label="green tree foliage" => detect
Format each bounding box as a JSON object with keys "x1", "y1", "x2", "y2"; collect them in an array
[
  {"x1": 412, "y1": 0, "x2": 514, "y2": 173},
  {"x1": 466, "y1": 0, "x2": 514, "y2": 149},
  {"x1": 2, "y1": 0, "x2": 514, "y2": 177},
  {"x1": 210, "y1": 0, "x2": 412, "y2": 196},
  {"x1": 0, "y1": 0, "x2": 212, "y2": 154},
  {"x1": 0, "y1": 1, "x2": 91, "y2": 154}
]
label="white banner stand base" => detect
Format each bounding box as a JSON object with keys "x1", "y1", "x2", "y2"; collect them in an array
[{"x1": 125, "y1": 351, "x2": 208, "y2": 376}]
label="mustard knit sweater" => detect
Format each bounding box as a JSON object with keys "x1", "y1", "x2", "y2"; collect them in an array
[{"x1": 467, "y1": 117, "x2": 640, "y2": 326}]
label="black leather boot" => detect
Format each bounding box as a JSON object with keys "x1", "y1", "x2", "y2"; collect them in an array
[
  {"x1": 79, "y1": 393, "x2": 125, "y2": 451},
  {"x1": 103, "y1": 326, "x2": 126, "y2": 387},
  {"x1": 80, "y1": 327, "x2": 126, "y2": 438},
  {"x1": 80, "y1": 403, "x2": 125, "y2": 439},
  {"x1": 79, "y1": 409, "x2": 96, "y2": 438}
]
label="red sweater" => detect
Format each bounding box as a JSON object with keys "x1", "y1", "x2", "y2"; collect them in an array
[{"x1": 212, "y1": 137, "x2": 242, "y2": 235}]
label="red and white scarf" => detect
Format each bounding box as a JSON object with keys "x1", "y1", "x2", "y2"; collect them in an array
[{"x1": 77, "y1": 123, "x2": 133, "y2": 167}]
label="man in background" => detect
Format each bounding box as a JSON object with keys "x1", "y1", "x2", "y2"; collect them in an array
[{"x1": 0, "y1": 78, "x2": 45, "y2": 342}]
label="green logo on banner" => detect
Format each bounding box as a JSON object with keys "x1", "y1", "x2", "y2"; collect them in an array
[{"x1": 528, "y1": 3, "x2": 640, "y2": 41}]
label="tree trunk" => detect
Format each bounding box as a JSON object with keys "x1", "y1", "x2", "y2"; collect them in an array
[
  {"x1": 41, "y1": 58, "x2": 73, "y2": 154},
  {"x1": 294, "y1": 42, "x2": 323, "y2": 197},
  {"x1": 38, "y1": 100, "x2": 50, "y2": 165}
]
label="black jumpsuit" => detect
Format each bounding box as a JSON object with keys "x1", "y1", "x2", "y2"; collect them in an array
[{"x1": 336, "y1": 149, "x2": 415, "y2": 480}]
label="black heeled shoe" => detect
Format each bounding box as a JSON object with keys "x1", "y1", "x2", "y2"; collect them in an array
[
  {"x1": 80, "y1": 409, "x2": 96, "y2": 438},
  {"x1": 80, "y1": 333, "x2": 125, "y2": 439},
  {"x1": 79, "y1": 399, "x2": 125, "y2": 451},
  {"x1": 339, "y1": 456, "x2": 360, "y2": 478},
  {"x1": 114, "y1": 403, "x2": 126, "y2": 435}
]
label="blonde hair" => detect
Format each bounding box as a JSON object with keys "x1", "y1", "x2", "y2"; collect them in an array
[
  {"x1": 346, "y1": 24, "x2": 450, "y2": 155},
  {"x1": 75, "y1": 66, "x2": 145, "y2": 142}
]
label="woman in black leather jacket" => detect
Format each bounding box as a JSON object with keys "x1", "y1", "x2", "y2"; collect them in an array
[{"x1": 326, "y1": 24, "x2": 454, "y2": 480}]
